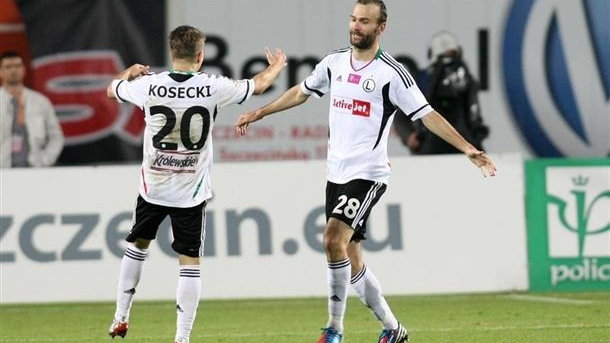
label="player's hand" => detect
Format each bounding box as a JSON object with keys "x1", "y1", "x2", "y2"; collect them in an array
[
  {"x1": 406, "y1": 132, "x2": 420, "y2": 151},
  {"x1": 235, "y1": 109, "x2": 264, "y2": 136},
  {"x1": 265, "y1": 48, "x2": 287, "y2": 70},
  {"x1": 466, "y1": 149, "x2": 497, "y2": 177},
  {"x1": 124, "y1": 64, "x2": 150, "y2": 81}
]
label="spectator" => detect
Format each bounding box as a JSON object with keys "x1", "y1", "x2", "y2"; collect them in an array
[
  {"x1": 0, "y1": 50, "x2": 63, "y2": 168},
  {"x1": 407, "y1": 31, "x2": 489, "y2": 154}
]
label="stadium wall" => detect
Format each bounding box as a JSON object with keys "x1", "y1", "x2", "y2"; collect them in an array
[
  {"x1": 0, "y1": 154, "x2": 526, "y2": 303},
  {"x1": 167, "y1": 0, "x2": 609, "y2": 159}
]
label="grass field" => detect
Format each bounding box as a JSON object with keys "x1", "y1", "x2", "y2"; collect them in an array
[{"x1": 1, "y1": 292, "x2": 608, "y2": 343}]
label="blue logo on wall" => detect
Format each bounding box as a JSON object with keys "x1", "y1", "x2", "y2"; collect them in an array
[{"x1": 503, "y1": 0, "x2": 610, "y2": 157}]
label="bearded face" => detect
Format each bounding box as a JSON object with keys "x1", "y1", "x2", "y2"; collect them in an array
[
  {"x1": 350, "y1": 28, "x2": 377, "y2": 49},
  {"x1": 349, "y1": 3, "x2": 385, "y2": 50}
]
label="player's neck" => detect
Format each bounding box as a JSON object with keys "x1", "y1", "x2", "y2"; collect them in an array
[
  {"x1": 351, "y1": 43, "x2": 380, "y2": 62},
  {"x1": 171, "y1": 60, "x2": 198, "y2": 74}
]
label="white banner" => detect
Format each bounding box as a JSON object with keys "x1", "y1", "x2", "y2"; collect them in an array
[
  {"x1": 166, "y1": 0, "x2": 524, "y2": 161},
  {"x1": 164, "y1": 0, "x2": 609, "y2": 160},
  {"x1": 0, "y1": 154, "x2": 526, "y2": 303}
]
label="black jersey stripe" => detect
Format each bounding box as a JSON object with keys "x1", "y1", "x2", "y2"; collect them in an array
[
  {"x1": 381, "y1": 52, "x2": 416, "y2": 86},
  {"x1": 115, "y1": 80, "x2": 128, "y2": 102},
  {"x1": 327, "y1": 47, "x2": 351, "y2": 56},
  {"x1": 303, "y1": 79, "x2": 324, "y2": 97},
  {"x1": 238, "y1": 80, "x2": 251, "y2": 104},
  {"x1": 380, "y1": 54, "x2": 413, "y2": 87},
  {"x1": 372, "y1": 83, "x2": 397, "y2": 150},
  {"x1": 407, "y1": 104, "x2": 431, "y2": 118},
  {"x1": 327, "y1": 67, "x2": 332, "y2": 87},
  {"x1": 380, "y1": 54, "x2": 414, "y2": 89},
  {"x1": 379, "y1": 56, "x2": 411, "y2": 89}
]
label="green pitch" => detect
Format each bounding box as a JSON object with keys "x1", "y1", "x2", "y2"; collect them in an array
[{"x1": 1, "y1": 292, "x2": 608, "y2": 343}]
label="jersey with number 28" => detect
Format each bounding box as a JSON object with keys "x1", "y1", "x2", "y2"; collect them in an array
[
  {"x1": 112, "y1": 72, "x2": 254, "y2": 207},
  {"x1": 301, "y1": 48, "x2": 433, "y2": 184}
]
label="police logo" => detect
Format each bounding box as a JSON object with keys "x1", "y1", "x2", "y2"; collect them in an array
[{"x1": 362, "y1": 78, "x2": 375, "y2": 92}]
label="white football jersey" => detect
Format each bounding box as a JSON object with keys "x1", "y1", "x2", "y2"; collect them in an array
[
  {"x1": 301, "y1": 48, "x2": 432, "y2": 184},
  {"x1": 111, "y1": 72, "x2": 254, "y2": 207}
]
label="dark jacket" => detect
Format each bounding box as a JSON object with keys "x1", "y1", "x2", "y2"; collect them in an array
[{"x1": 414, "y1": 57, "x2": 488, "y2": 154}]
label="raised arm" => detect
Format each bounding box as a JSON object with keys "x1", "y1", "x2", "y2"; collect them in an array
[
  {"x1": 252, "y1": 48, "x2": 287, "y2": 95},
  {"x1": 422, "y1": 110, "x2": 496, "y2": 177},
  {"x1": 106, "y1": 64, "x2": 150, "y2": 99},
  {"x1": 235, "y1": 84, "x2": 310, "y2": 135}
]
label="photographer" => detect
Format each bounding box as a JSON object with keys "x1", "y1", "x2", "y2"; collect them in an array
[{"x1": 407, "y1": 31, "x2": 489, "y2": 154}]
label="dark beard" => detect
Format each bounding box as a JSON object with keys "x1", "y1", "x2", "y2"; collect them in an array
[{"x1": 350, "y1": 31, "x2": 375, "y2": 49}]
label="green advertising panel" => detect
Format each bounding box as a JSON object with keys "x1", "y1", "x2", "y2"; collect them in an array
[{"x1": 526, "y1": 158, "x2": 610, "y2": 291}]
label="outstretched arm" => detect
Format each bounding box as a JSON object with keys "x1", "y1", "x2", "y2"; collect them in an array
[
  {"x1": 422, "y1": 110, "x2": 497, "y2": 177},
  {"x1": 235, "y1": 84, "x2": 310, "y2": 135},
  {"x1": 252, "y1": 48, "x2": 287, "y2": 95},
  {"x1": 106, "y1": 64, "x2": 150, "y2": 99}
]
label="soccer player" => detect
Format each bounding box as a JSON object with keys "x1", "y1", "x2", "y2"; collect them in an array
[
  {"x1": 105, "y1": 25, "x2": 286, "y2": 343},
  {"x1": 235, "y1": 1, "x2": 496, "y2": 343}
]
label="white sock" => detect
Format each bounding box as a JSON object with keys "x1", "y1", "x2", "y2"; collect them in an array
[
  {"x1": 326, "y1": 258, "x2": 351, "y2": 333},
  {"x1": 351, "y1": 265, "x2": 399, "y2": 330},
  {"x1": 114, "y1": 244, "x2": 148, "y2": 322},
  {"x1": 175, "y1": 265, "x2": 201, "y2": 342}
]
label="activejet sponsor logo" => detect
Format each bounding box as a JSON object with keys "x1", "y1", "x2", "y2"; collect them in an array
[
  {"x1": 151, "y1": 151, "x2": 199, "y2": 173},
  {"x1": 332, "y1": 97, "x2": 371, "y2": 117}
]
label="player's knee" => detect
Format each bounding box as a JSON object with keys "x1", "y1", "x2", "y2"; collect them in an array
[
  {"x1": 171, "y1": 241, "x2": 201, "y2": 258},
  {"x1": 323, "y1": 234, "x2": 348, "y2": 254},
  {"x1": 178, "y1": 254, "x2": 200, "y2": 266},
  {"x1": 134, "y1": 239, "x2": 151, "y2": 250}
]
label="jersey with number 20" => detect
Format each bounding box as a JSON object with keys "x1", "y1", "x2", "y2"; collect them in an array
[{"x1": 111, "y1": 72, "x2": 254, "y2": 207}]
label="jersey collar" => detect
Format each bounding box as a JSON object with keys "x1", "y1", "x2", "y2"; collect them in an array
[{"x1": 350, "y1": 47, "x2": 383, "y2": 72}]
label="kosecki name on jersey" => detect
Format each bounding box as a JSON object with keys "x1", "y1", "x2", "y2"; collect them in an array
[
  {"x1": 148, "y1": 84, "x2": 211, "y2": 98},
  {"x1": 111, "y1": 71, "x2": 255, "y2": 207},
  {"x1": 301, "y1": 48, "x2": 432, "y2": 184}
]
